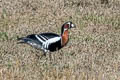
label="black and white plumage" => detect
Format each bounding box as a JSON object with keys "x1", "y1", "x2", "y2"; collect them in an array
[{"x1": 18, "y1": 21, "x2": 76, "y2": 54}]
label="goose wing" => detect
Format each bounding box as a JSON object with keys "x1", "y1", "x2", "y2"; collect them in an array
[{"x1": 18, "y1": 33, "x2": 61, "y2": 50}]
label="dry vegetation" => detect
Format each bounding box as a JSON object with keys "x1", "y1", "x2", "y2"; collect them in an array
[{"x1": 0, "y1": 0, "x2": 120, "y2": 80}]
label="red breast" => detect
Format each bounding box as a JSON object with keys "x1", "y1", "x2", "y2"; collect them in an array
[{"x1": 61, "y1": 30, "x2": 69, "y2": 46}]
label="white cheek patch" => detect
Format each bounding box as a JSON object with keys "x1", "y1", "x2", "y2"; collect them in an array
[{"x1": 71, "y1": 24, "x2": 74, "y2": 28}]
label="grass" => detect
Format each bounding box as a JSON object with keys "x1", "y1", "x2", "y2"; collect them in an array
[
  {"x1": 0, "y1": 0, "x2": 120, "y2": 80},
  {"x1": 0, "y1": 32, "x2": 8, "y2": 41}
]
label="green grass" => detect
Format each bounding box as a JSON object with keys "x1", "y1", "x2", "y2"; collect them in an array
[{"x1": 0, "y1": 32, "x2": 8, "y2": 41}]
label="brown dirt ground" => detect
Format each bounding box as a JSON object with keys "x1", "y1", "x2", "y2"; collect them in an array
[{"x1": 0, "y1": 0, "x2": 120, "y2": 80}]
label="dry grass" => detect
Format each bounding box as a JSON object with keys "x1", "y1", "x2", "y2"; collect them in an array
[{"x1": 0, "y1": 0, "x2": 120, "y2": 80}]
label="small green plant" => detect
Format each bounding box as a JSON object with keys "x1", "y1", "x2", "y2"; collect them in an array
[
  {"x1": 0, "y1": 32, "x2": 8, "y2": 41},
  {"x1": 1, "y1": 8, "x2": 7, "y2": 19}
]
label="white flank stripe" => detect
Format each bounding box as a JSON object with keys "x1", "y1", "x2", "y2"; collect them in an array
[
  {"x1": 47, "y1": 37, "x2": 61, "y2": 44},
  {"x1": 42, "y1": 37, "x2": 61, "y2": 49},
  {"x1": 36, "y1": 35, "x2": 61, "y2": 49},
  {"x1": 35, "y1": 35, "x2": 45, "y2": 43}
]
